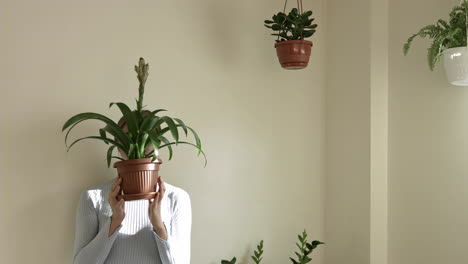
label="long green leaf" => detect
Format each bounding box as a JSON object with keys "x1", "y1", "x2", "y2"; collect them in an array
[
  {"x1": 160, "y1": 116, "x2": 179, "y2": 143},
  {"x1": 99, "y1": 128, "x2": 109, "y2": 145},
  {"x1": 102, "y1": 125, "x2": 132, "y2": 149},
  {"x1": 186, "y1": 126, "x2": 202, "y2": 155},
  {"x1": 62, "y1": 112, "x2": 130, "y2": 148},
  {"x1": 147, "y1": 131, "x2": 161, "y2": 158},
  {"x1": 173, "y1": 118, "x2": 188, "y2": 136},
  {"x1": 109, "y1": 102, "x2": 138, "y2": 138},
  {"x1": 67, "y1": 136, "x2": 125, "y2": 152},
  {"x1": 158, "y1": 135, "x2": 173, "y2": 160},
  {"x1": 127, "y1": 143, "x2": 136, "y2": 159},
  {"x1": 159, "y1": 141, "x2": 207, "y2": 167},
  {"x1": 106, "y1": 145, "x2": 116, "y2": 167},
  {"x1": 139, "y1": 109, "x2": 167, "y2": 132}
]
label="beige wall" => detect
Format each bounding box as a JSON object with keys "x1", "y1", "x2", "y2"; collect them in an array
[
  {"x1": 0, "y1": 0, "x2": 326, "y2": 263},
  {"x1": 389, "y1": 0, "x2": 468, "y2": 263}
]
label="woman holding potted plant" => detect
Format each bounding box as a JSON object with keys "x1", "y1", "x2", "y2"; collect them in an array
[
  {"x1": 72, "y1": 143, "x2": 192, "y2": 264},
  {"x1": 66, "y1": 58, "x2": 205, "y2": 264}
]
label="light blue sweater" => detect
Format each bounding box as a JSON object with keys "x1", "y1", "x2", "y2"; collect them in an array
[{"x1": 72, "y1": 179, "x2": 191, "y2": 264}]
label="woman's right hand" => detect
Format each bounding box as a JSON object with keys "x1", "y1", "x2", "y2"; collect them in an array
[{"x1": 108, "y1": 177, "x2": 125, "y2": 222}]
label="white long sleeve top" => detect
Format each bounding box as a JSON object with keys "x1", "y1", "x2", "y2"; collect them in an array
[{"x1": 72, "y1": 179, "x2": 191, "y2": 264}]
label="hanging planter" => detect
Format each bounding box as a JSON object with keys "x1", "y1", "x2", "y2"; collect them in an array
[
  {"x1": 264, "y1": 0, "x2": 317, "y2": 70},
  {"x1": 403, "y1": 1, "x2": 468, "y2": 86},
  {"x1": 443, "y1": 47, "x2": 468, "y2": 86}
]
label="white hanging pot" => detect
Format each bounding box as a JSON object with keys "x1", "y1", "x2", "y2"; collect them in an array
[{"x1": 443, "y1": 46, "x2": 468, "y2": 86}]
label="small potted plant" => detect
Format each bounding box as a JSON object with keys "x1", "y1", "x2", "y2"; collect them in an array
[
  {"x1": 403, "y1": 0, "x2": 468, "y2": 86},
  {"x1": 264, "y1": 1, "x2": 318, "y2": 70},
  {"x1": 62, "y1": 58, "x2": 207, "y2": 201}
]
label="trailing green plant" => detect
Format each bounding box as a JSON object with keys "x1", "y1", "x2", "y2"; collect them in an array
[
  {"x1": 219, "y1": 231, "x2": 323, "y2": 264},
  {"x1": 264, "y1": 8, "x2": 317, "y2": 43},
  {"x1": 289, "y1": 230, "x2": 324, "y2": 264},
  {"x1": 403, "y1": 0, "x2": 468, "y2": 70},
  {"x1": 62, "y1": 58, "x2": 207, "y2": 167}
]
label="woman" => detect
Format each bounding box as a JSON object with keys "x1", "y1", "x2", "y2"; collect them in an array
[{"x1": 72, "y1": 113, "x2": 192, "y2": 264}]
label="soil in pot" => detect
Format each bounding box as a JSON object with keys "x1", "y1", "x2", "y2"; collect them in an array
[{"x1": 114, "y1": 158, "x2": 162, "y2": 201}]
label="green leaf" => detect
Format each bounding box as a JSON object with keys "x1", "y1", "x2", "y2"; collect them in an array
[
  {"x1": 264, "y1": 20, "x2": 274, "y2": 24},
  {"x1": 62, "y1": 112, "x2": 131, "y2": 149},
  {"x1": 66, "y1": 136, "x2": 125, "y2": 153},
  {"x1": 107, "y1": 145, "x2": 116, "y2": 167},
  {"x1": 111, "y1": 156, "x2": 124, "y2": 161},
  {"x1": 139, "y1": 109, "x2": 167, "y2": 132},
  {"x1": 148, "y1": 131, "x2": 161, "y2": 154},
  {"x1": 159, "y1": 141, "x2": 207, "y2": 167},
  {"x1": 186, "y1": 126, "x2": 202, "y2": 155},
  {"x1": 159, "y1": 135, "x2": 174, "y2": 160},
  {"x1": 109, "y1": 102, "x2": 138, "y2": 138},
  {"x1": 160, "y1": 116, "x2": 179, "y2": 143},
  {"x1": 290, "y1": 257, "x2": 299, "y2": 264},
  {"x1": 127, "y1": 143, "x2": 136, "y2": 159},
  {"x1": 173, "y1": 118, "x2": 188, "y2": 136},
  {"x1": 272, "y1": 24, "x2": 282, "y2": 31},
  {"x1": 99, "y1": 129, "x2": 109, "y2": 145},
  {"x1": 301, "y1": 10, "x2": 313, "y2": 17}
]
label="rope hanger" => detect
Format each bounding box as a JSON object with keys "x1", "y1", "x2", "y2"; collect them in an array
[{"x1": 278, "y1": 0, "x2": 305, "y2": 41}]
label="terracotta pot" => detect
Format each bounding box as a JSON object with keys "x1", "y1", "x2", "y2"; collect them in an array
[
  {"x1": 114, "y1": 158, "x2": 162, "y2": 201},
  {"x1": 274, "y1": 40, "x2": 313, "y2": 70}
]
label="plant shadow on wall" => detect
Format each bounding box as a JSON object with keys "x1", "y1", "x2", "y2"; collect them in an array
[
  {"x1": 220, "y1": 230, "x2": 324, "y2": 264},
  {"x1": 62, "y1": 58, "x2": 207, "y2": 201},
  {"x1": 403, "y1": 0, "x2": 468, "y2": 86}
]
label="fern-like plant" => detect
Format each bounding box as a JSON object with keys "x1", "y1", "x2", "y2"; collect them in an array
[{"x1": 403, "y1": 1, "x2": 468, "y2": 70}]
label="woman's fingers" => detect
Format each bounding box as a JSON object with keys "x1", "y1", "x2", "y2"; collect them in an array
[{"x1": 158, "y1": 176, "x2": 166, "y2": 202}]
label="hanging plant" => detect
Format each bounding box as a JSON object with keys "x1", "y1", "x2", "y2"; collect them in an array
[
  {"x1": 403, "y1": 0, "x2": 468, "y2": 86},
  {"x1": 264, "y1": 0, "x2": 318, "y2": 70}
]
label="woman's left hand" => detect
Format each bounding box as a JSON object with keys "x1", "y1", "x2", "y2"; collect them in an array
[{"x1": 149, "y1": 176, "x2": 168, "y2": 240}]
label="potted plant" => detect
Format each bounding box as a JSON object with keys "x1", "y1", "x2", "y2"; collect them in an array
[
  {"x1": 220, "y1": 230, "x2": 323, "y2": 264},
  {"x1": 264, "y1": 0, "x2": 317, "y2": 70},
  {"x1": 403, "y1": 0, "x2": 468, "y2": 86},
  {"x1": 62, "y1": 58, "x2": 207, "y2": 201}
]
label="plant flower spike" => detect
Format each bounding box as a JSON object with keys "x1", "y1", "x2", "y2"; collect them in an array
[{"x1": 62, "y1": 58, "x2": 206, "y2": 201}]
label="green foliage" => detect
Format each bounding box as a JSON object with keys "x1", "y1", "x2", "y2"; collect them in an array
[
  {"x1": 62, "y1": 58, "x2": 207, "y2": 167},
  {"x1": 289, "y1": 230, "x2": 324, "y2": 264},
  {"x1": 251, "y1": 240, "x2": 264, "y2": 264},
  {"x1": 219, "y1": 231, "x2": 323, "y2": 264},
  {"x1": 403, "y1": 1, "x2": 468, "y2": 70},
  {"x1": 264, "y1": 8, "x2": 317, "y2": 43},
  {"x1": 221, "y1": 257, "x2": 236, "y2": 264}
]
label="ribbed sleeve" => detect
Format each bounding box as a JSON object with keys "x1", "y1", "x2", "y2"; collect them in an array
[
  {"x1": 73, "y1": 190, "x2": 122, "y2": 264},
  {"x1": 154, "y1": 190, "x2": 192, "y2": 264}
]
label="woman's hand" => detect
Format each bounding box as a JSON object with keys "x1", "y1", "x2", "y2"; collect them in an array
[
  {"x1": 149, "y1": 176, "x2": 167, "y2": 240},
  {"x1": 108, "y1": 177, "x2": 125, "y2": 223}
]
